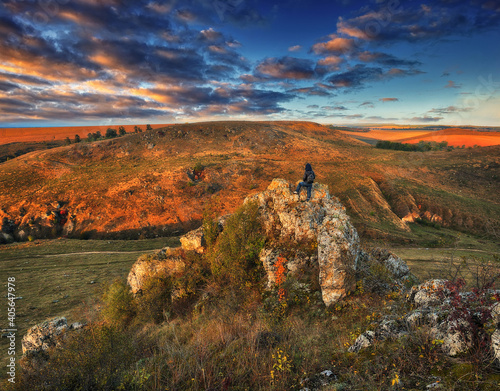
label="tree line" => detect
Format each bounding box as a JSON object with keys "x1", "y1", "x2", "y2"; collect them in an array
[
  {"x1": 375, "y1": 140, "x2": 455, "y2": 152},
  {"x1": 64, "y1": 124, "x2": 154, "y2": 144}
]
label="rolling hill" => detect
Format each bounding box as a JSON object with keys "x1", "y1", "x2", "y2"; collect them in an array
[{"x1": 0, "y1": 121, "x2": 499, "y2": 244}]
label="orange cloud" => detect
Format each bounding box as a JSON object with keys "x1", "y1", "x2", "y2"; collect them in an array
[
  {"x1": 317, "y1": 56, "x2": 343, "y2": 70},
  {"x1": 311, "y1": 35, "x2": 356, "y2": 54}
]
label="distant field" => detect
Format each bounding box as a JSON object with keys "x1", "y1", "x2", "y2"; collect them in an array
[
  {"x1": 340, "y1": 127, "x2": 500, "y2": 147},
  {"x1": 340, "y1": 129, "x2": 431, "y2": 142},
  {"x1": 0, "y1": 124, "x2": 172, "y2": 145},
  {"x1": 396, "y1": 128, "x2": 500, "y2": 147}
]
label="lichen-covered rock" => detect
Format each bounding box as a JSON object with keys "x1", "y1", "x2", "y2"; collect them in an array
[
  {"x1": 370, "y1": 248, "x2": 410, "y2": 279},
  {"x1": 246, "y1": 178, "x2": 359, "y2": 305},
  {"x1": 259, "y1": 247, "x2": 318, "y2": 288},
  {"x1": 180, "y1": 226, "x2": 205, "y2": 253},
  {"x1": 348, "y1": 330, "x2": 376, "y2": 353},
  {"x1": 491, "y1": 302, "x2": 500, "y2": 326},
  {"x1": 127, "y1": 247, "x2": 185, "y2": 294},
  {"x1": 408, "y1": 279, "x2": 448, "y2": 308},
  {"x1": 491, "y1": 329, "x2": 500, "y2": 363},
  {"x1": 430, "y1": 318, "x2": 471, "y2": 357},
  {"x1": 22, "y1": 317, "x2": 69, "y2": 356}
]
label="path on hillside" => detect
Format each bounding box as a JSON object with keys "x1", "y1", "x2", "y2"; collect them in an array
[
  {"x1": 39, "y1": 250, "x2": 162, "y2": 258},
  {"x1": 397, "y1": 247, "x2": 495, "y2": 254},
  {"x1": 0, "y1": 249, "x2": 163, "y2": 262}
]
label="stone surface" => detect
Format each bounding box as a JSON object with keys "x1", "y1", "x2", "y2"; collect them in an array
[
  {"x1": 491, "y1": 302, "x2": 500, "y2": 326},
  {"x1": 259, "y1": 247, "x2": 318, "y2": 289},
  {"x1": 348, "y1": 330, "x2": 376, "y2": 353},
  {"x1": 180, "y1": 226, "x2": 205, "y2": 253},
  {"x1": 246, "y1": 178, "x2": 360, "y2": 306},
  {"x1": 350, "y1": 279, "x2": 498, "y2": 359},
  {"x1": 22, "y1": 316, "x2": 68, "y2": 356},
  {"x1": 491, "y1": 329, "x2": 500, "y2": 363},
  {"x1": 408, "y1": 279, "x2": 448, "y2": 308},
  {"x1": 370, "y1": 248, "x2": 410, "y2": 279},
  {"x1": 127, "y1": 247, "x2": 185, "y2": 294}
]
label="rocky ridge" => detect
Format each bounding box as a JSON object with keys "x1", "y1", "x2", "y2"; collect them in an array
[{"x1": 127, "y1": 178, "x2": 414, "y2": 307}]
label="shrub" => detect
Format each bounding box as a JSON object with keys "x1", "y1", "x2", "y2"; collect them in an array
[
  {"x1": 444, "y1": 278, "x2": 500, "y2": 370},
  {"x1": 13, "y1": 323, "x2": 143, "y2": 391},
  {"x1": 135, "y1": 274, "x2": 173, "y2": 323},
  {"x1": 101, "y1": 279, "x2": 136, "y2": 327},
  {"x1": 202, "y1": 198, "x2": 221, "y2": 249},
  {"x1": 118, "y1": 126, "x2": 126, "y2": 136},
  {"x1": 105, "y1": 128, "x2": 117, "y2": 138},
  {"x1": 208, "y1": 200, "x2": 265, "y2": 284}
]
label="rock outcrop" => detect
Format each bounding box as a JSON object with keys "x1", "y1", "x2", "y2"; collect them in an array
[
  {"x1": 349, "y1": 279, "x2": 500, "y2": 362},
  {"x1": 21, "y1": 317, "x2": 84, "y2": 369},
  {"x1": 127, "y1": 178, "x2": 413, "y2": 308},
  {"x1": 127, "y1": 247, "x2": 185, "y2": 294},
  {"x1": 179, "y1": 227, "x2": 205, "y2": 253},
  {"x1": 246, "y1": 178, "x2": 360, "y2": 306}
]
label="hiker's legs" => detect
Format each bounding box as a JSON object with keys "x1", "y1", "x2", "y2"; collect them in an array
[
  {"x1": 306, "y1": 183, "x2": 312, "y2": 200},
  {"x1": 295, "y1": 182, "x2": 305, "y2": 194}
]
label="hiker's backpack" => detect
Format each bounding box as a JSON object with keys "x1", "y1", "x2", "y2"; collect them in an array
[{"x1": 306, "y1": 171, "x2": 315, "y2": 184}]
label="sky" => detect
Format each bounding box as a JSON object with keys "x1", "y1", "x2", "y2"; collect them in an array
[{"x1": 0, "y1": 0, "x2": 499, "y2": 128}]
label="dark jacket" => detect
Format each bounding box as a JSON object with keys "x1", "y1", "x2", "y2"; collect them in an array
[{"x1": 303, "y1": 163, "x2": 315, "y2": 183}]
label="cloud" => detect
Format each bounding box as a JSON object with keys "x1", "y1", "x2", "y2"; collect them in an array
[
  {"x1": 444, "y1": 80, "x2": 461, "y2": 89},
  {"x1": 200, "y1": 28, "x2": 224, "y2": 41},
  {"x1": 255, "y1": 56, "x2": 316, "y2": 80},
  {"x1": 379, "y1": 97, "x2": 399, "y2": 102},
  {"x1": 316, "y1": 56, "x2": 344, "y2": 72},
  {"x1": 365, "y1": 116, "x2": 398, "y2": 121},
  {"x1": 334, "y1": 1, "x2": 500, "y2": 42},
  {"x1": 311, "y1": 34, "x2": 356, "y2": 54},
  {"x1": 288, "y1": 86, "x2": 333, "y2": 96},
  {"x1": 322, "y1": 105, "x2": 348, "y2": 111},
  {"x1": 288, "y1": 45, "x2": 302, "y2": 52},
  {"x1": 410, "y1": 116, "x2": 443, "y2": 123},
  {"x1": 327, "y1": 65, "x2": 384, "y2": 88},
  {"x1": 428, "y1": 106, "x2": 472, "y2": 115},
  {"x1": 359, "y1": 101, "x2": 374, "y2": 108},
  {"x1": 357, "y1": 51, "x2": 421, "y2": 67}
]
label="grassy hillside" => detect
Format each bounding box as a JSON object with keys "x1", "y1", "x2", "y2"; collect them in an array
[{"x1": 0, "y1": 121, "x2": 498, "y2": 244}]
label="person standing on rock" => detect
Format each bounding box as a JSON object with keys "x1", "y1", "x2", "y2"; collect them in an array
[{"x1": 294, "y1": 163, "x2": 315, "y2": 201}]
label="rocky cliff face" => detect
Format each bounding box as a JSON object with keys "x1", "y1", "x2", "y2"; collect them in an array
[{"x1": 245, "y1": 178, "x2": 360, "y2": 306}]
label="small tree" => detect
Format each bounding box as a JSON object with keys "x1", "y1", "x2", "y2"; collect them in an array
[
  {"x1": 95, "y1": 131, "x2": 102, "y2": 139},
  {"x1": 87, "y1": 132, "x2": 95, "y2": 142},
  {"x1": 146, "y1": 124, "x2": 153, "y2": 131},
  {"x1": 118, "y1": 126, "x2": 126, "y2": 136},
  {"x1": 74, "y1": 134, "x2": 81, "y2": 143},
  {"x1": 64, "y1": 137, "x2": 71, "y2": 145},
  {"x1": 106, "y1": 128, "x2": 117, "y2": 138},
  {"x1": 134, "y1": 126, "x2": 142, "y2": 133}
]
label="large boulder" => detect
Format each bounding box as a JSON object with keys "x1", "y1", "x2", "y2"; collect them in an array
[
  {"x1": 246, "y1": 178, "x2": 360, "y2": 306},
  {"x1": 22, "y1": 317, "x2": 69, "y2": 356},
  {"x1": 180, "y1": 226, "x2": 205, "y2": 253},
  {"x1": 20, "y1": 317, "x2": 84, "y2": 370},
  {"x1": 408, "y1": 279, "x2": 449, "y2": 308},
  {"x1": 127, "y1": 247, "x2": 185, "y2": 294}
]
